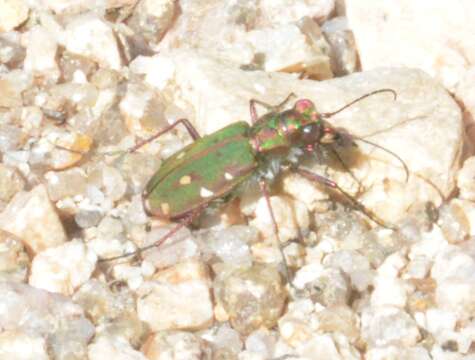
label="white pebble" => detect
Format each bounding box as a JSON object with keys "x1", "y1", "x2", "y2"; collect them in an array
[
  {"x1": 29, "y1": 239, "x2": 97, "y2": 295},
  {"x1": 137, "y1": 261, "x2": 213, "y2": 331},
  {"x1": 0, "y1": 184, "x2": 67, "y2": 254},
  {"x1": 64, "y1": 14, "x2": 121, "y2": 70}
]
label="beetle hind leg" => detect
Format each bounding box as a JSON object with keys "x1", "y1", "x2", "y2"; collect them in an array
[
  {"x1": 128, "y1": 118, "x2": 201, "y2": 153},
  {"x1": 98, "y1": 205, "x2": 205, "y2": 263},
  {"x1": 258, "y1": 180, "x2": 296, "y2": 289}
]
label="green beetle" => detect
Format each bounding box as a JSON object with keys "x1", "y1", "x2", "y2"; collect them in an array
[{"x1": 102, "y1": 90, "x2": 408, "y2": 270}]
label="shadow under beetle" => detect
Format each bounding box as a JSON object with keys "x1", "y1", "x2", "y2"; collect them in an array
[{"x1": 100, "y1": 89, "x2": 409, "y2": 283}]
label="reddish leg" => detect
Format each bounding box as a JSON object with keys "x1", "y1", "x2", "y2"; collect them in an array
[
  {"x1": 128, "y1": 118, "x2": 201, "y2": 154},
  {"x1": 258, "y1": 180, "x2": 294, "y2": 287},
  {"x1": 249, "y1": 93, "x2": 297, "y2": 124},
  {"x1": 295, "y1": 167, "x2": 396, "y2": 230},
  {"x1": 329, "y1": 147, "x2": 364, "y2": 195},
  {"x1": 98, "y1": 206, "x2": 204, "y2": 263}
]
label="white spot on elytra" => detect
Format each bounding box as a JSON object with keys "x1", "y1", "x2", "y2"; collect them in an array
[
  {"x1": 160, "y1": 203, "x2": 170, "y2": 215},
  {"x1": 177, "y1": 152, "x2": 185, "y2": 159},
  {"x1": 224, "y1": 172, "x2": 234, "y2": 180},
  {"x1": 200, "y1": 187, "x2": 214, "y2": 198},
  {"x1": 180, "y1": 175, "x2": 191, "y2": 185}
]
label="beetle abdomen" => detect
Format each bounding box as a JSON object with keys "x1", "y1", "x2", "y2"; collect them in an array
[{"x1": 144, "y1": 122, "x2": 257, "y2": 220}]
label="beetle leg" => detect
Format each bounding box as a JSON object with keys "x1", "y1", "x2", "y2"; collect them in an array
[
  {"x1": 329, "y1": 146, "x2": 364, "y2": 196},
  {"x1": 98, "y1": 206, "x2": 204, "y2": 263},
  {"x1": 249, "y1": 93, "x2": 297, "y2": 123},
  {"x1": 128, "y1": 118, "x2": 201, "y2": 153},
  {"x1": 258, "y1": 180, "x2": 295, "y2": 288},
  {"x1": 294, "y1": 167, "x2": 397, "y2": 230}
]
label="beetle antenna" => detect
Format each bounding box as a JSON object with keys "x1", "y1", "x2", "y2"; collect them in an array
[
  {"x1": 354, "y1": 137, "x2": 409, "y2": 182},
  {"x1": 321, "y1": 89, "x2": 397, "y2": 118}
]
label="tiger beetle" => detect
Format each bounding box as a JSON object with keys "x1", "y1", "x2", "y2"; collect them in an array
[{"x1": 99, "y1": 89, "x2": 409, "y2": 285}]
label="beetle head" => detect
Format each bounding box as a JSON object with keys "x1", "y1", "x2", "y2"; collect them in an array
[{"x1": 294, "y1": 99, "x2": 319, "y2": 123}]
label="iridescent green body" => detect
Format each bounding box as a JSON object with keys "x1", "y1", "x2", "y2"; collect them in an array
[{"x1": 143, "y1": 99, "x2": 324, "y2": 220}]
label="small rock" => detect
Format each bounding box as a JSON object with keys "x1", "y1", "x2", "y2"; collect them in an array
[
  {"x1": 0, "y1": 229, "x2": 28, "y2": 282},
  {"x1": 369, "y1": 252, "x2": 408, "y2": 307},
  {"x1": 246, "y1": 23, "x2": 332, "y2": 76},
  {"x1": 214, "y1": 263, "x2": 287, "y2": 335},
  {"x1": 29, "y1": 239, "x2": 97, "y2": 295},
  {"x1": 0, "y1": 184, "x2": 67, "y2": 254},
  {"x1": 295, "y1": 334, "x2": 344, "y2": 360},
  {"x1": 127, "y1": 0, "x2": 176, "y2": 44},
  {"x1": 278, "y1": 309, "x2": 314, "y2": 347},
  {"x1": 31, "y1": 127, "x2": 93, "y2": 171},
  {"x1": 23, "y1": 25, "x2": 59, "y2": 80},
  {"x1": 346, "y1": 0, "x2": 475, "y2": 90},
  {"x1": 366, "y1": 346, "x2": 431, "y2": 360},
  {"x1": 74, "y1": 280, "x2": 145, "y2": 346},
  {"x1": 41, "y1": 0, "x2": 135, "y2": 15},
  {"x1": 102, "y1": 165, "x2": 127, "y2": 201},
  {"x1": 323, "y1": 250, "x2": 372, "y2": 292},
  {"x1": 0, "y1": 163, "x2": 24, "y2": 203},
  {"x1": 201, "y1": 323, "x2": 243, "y2": 356},
  {"x1": 361, "y1": 306, "x2": 420, "y2": 347},
  {"x1": 199, "y1": 225, "x2": 255, "y2": 268},
  {"x1": 75, "y1": 209, "x2": 103, "y2": 228},
  {"x1": 432, "y1": 243, "x2": 475, "y2": 320},
  {"x1": 0, "y1": 0, "x2": 29, "y2": 32},
  {"x1": 88, "y1": 335, "x2": 147, "y2": 360},
  {"x1": 250, "y1": 195, "x2": 309, "y2": 244},
  {"x1": 0, "y1": 70, "x2": 32, "y2": 108},
  {"x1": 424, "y1": 308, "x2": 457, "y2": 339},
  {"x1": 116, "y1": 152, "x2": 161, "y2": 195},
  {"x1": 0, "y1": 124, "x2": 25, "y2": 152},
  {"x1": 141, "y1": 225, "x2": 198, "y2": 269},
  {"x1": 259, "y1": 0, "x2": 335, "y2": 25},
  {"x1": 244, "y1": 329, "x2": 276, "y2": 359},
  {"x1": 402, "y1": 257, "x2": 432, "y2": 280},
  {"x1": 137, "y1": 261, "x2": 214, "y2": 331},
  {"x1": 45, "y1": 167, "x2": 88, "y2": 202},
  {"x1": 0, "y1": 32, "x2": 25, "y2": 67},
  {"x1": 322, "y1": 16, "x2": 358, "y2": 76},
  {"x1": 142, "y1": 331, "x2": 208, "y2": 360},
  {"x1": 86, "y1": 164, "x2": 127, "y2": 203},
  {"x1": 437, "y1": 200, "x2": 471, "y2": 243},
  {"x1": 160, "y1": 0, "x2": 334, "y2": 72},
  {"x1": 0, "y1": 282, "x2": 94, "y2": 359},
  {"x1": 293, "y1": 265, "x2": 350, "y2": 306},
  {"x1": 457, "y1": 156, "x2": 475, "y2": 202},
  {"x1": 59, "y1": 51, "x2": 98, "y2": 84},
  {"x1": 65, "y1": 14, "x2": 122, "y2": 70},
  {"x1": 283, "y1": 172, "x2": 331, "y2": 213},
  {"x1": 119, "y1": 81, "x2": 169, "y2": 140},
  {"x1": 371, "y1": 276, "x2": 407, "y2": 308},
  {"x1": 315, "y1": 306, "x2": 359, "y2": 342},
  {"x1": 0, "y1": 330, "x2": 49, "y2": 360}
]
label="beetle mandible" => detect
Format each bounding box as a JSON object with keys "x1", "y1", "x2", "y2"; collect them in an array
[{"x1": 100, "y1": 89, "x2": 409, "y2": 283}]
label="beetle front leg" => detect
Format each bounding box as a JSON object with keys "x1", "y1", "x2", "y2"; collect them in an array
[
  {"x1": 128, "y1": 118, "x2": 201, "y2": 153},
  {"x1": 294, "y1": 167, "x2": 396, "y2": 230},
  {"x1": 328, "y1": 146, "x2": 364, "y2": 196},
  {"x1": 258, "y1": 180, "x2": 294, "y2": 288}
]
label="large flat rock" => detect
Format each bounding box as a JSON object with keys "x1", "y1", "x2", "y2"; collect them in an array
[{"x1": 133, "y1": 50, "x2": 463, "y2": 223}]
